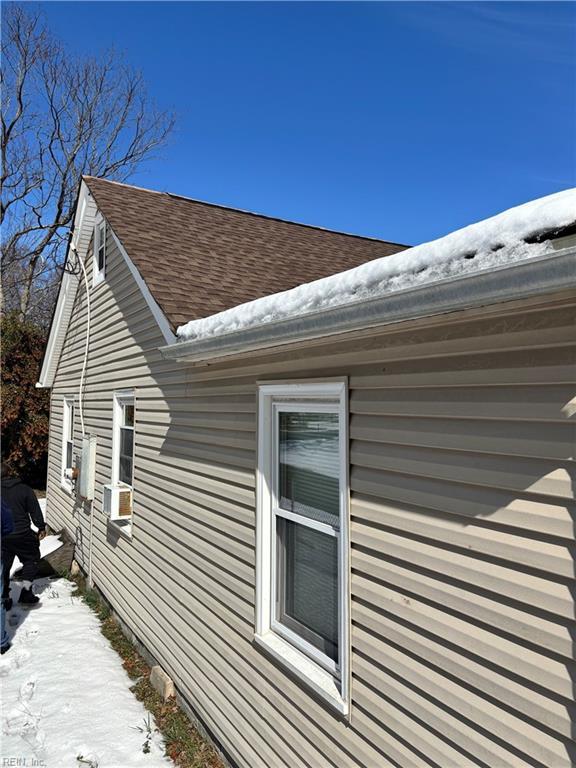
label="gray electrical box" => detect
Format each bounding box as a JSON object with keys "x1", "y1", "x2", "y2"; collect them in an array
[{"x1": 79, "y1": 434, "x2": 97, "y2": 500}]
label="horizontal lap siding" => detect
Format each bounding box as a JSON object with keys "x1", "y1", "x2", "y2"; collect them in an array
[
  {"x1": 344, "y1": 308, "x2": 576, "y2": 767},
  {"x1": 216, "y1": 300, "x2": 575, "y2": 768},
  {"x1": 46, "y1": 230, "x2": 576, "y2": 768}
]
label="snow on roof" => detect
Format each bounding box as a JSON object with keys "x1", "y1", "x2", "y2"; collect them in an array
[{"x1": 177, "y1": 188, "x2": 576, "y2": 342}]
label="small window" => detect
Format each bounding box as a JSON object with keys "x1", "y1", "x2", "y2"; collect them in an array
[
  {"x1": 118, "y1": 400, "x2": 134, "y2": 486},
  {"x1": 108, "y1": 391, "x2": 135, "y2": 534},
  {"x1": 113, "y1": 391, "x2": 135, "y2": 489},
  {"x1": 93, "y1": 218, "x2": 106, "y2": 286},
  {"x1": 61, "y1": 396, "x2": 75, "y2": 491},
  {"x1": 256, "y1": 382, "x2": 349, "y2": 714}
]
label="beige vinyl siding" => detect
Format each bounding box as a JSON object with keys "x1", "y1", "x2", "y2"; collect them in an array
[{"x1": 46, "y1": 230, "x2": 576, "y2": 768}]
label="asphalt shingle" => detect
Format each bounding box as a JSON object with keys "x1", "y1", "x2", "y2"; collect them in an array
[{"x1": 83, "y1": 176, "x2": 407, "y2": 331}]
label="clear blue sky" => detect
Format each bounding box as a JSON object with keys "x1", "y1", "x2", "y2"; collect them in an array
[{"x1": 41, "y1": 1, "x2": 575, "y2": 245}]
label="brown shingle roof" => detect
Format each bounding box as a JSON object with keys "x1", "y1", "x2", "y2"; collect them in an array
[{"x1": 83, "y1": 176, "x2": 407, "y2": 331}]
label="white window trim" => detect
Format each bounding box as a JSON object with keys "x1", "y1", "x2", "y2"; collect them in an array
[
  {"x1": 107, "y1": 517, "x2": 133, "y2": 540},
  {"x1": 108, "y1": 390, "x2": 135, "y2": 536},
  {"x1": 92, "y1": 215, "x2": 106, "y2": 287},
  {"x1": 256, "y1": 381, "x2": 350, "y2": 716},
  {"x1": 61, "y1": 395, "x2": 75, "y2": 494},
  {"x1": 111, "y1": 390, "x2": 135, "y2": 489}
]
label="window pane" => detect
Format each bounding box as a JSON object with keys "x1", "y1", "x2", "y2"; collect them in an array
[
  {"x1": 123, "y1": 403, "x2": 134, "y2": 426},
  {"x1": 278, "y1": 411, "x2": 339, "y2": 528},
  {"x1": 98, "y1": 224, "x2": 106, "y2": 269},
  {"x1": 119, "y1": 456, "x2": 133, "y2": 486},
  {"x1": 68, "y1": 404, "x2": 74, "y2": 441},
  {"x1": 277, "y1": 519, "x2": 338, "y2": 663},
  {"x1": 66, "y1": 441, "x2": 73, "y2": 469},
  {"x1": 120, "y1": 427, "x2": 133, "y2": 459}
]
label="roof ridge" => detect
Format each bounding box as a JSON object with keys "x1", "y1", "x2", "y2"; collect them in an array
[{"x1": 82, "y1": 175, "x2": 409, "y2": 248}]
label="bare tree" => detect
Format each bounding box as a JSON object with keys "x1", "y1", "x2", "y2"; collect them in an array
[
  {"x1": 1, "y1": 243, "x2": 59, "y2": 329},
  {"x1": 1, "y1": 5, "x2": 174, "y2": 320}
]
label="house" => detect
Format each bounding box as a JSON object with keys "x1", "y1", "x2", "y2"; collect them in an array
[{"x1": 38, "y1": 177, "x2": 576, "y2": 768}]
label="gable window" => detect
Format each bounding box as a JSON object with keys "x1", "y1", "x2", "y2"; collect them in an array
[
  {"x1": 61, "y1": 396, "x2": 75, "y2": 492},
  {"x1": 256, "y1": 382, "x2": 349, "y2": 715},
  {"x1": 93, "y1": 217, "x2": 106, "y2": 286},
  {"x1": 104, "y1": 390, "x2": 135, "y2": 535}
]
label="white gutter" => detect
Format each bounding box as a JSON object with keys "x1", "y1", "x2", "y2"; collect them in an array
[{"x1": 159, "y1": 247, "x2": 576, "y2": 364}]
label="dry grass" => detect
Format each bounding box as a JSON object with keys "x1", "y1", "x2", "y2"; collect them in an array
[{"x1": 68, "y1": 572, "x2": 225, "y2": 768}]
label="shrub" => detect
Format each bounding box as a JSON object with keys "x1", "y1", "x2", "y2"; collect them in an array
[{"x1": 1, "y1": 312, "x2": 49, "y2": 488}]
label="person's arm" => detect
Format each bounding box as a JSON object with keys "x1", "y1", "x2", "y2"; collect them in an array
[{"x1": 26, "y1": 488, "x2": 46, "y2": 538}]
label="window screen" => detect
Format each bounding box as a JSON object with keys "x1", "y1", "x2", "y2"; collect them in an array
[{"x1": 276, "y1": 518, "x2": 339, "y2": 662}]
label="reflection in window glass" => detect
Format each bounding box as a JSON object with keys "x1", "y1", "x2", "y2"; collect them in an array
[
  {"x1": 63, "y1": 398, "x2": 74, "y2": 474},
  {"x1": 123, "y1": 404, "x2": 134, "y2": 427},
  {"x1": 97, "y1": 221, "x2": 106, "y2": 272},
  {"x1": 116, "y1": 395, "x2": 134, "y2": 487},
  {"x1": 278, "y1": 411, "x2": 339, "y2": 528}
]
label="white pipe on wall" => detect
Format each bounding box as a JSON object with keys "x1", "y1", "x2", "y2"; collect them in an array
[{"x1": 70, "y1": 241, "x2": 94, "y2": 587}]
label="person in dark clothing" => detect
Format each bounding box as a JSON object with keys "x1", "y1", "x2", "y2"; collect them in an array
[
  {"x1": 1, "y1": 498, "x2": 14, "y2": 652},
  {"x1": 1, "y1": 462, "x2": 46, "y2": 608}
]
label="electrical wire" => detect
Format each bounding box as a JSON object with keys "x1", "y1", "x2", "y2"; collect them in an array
[
  {"x1": 71, "y1": 243, "x2": 91, "y2": 437},
  {"x1": 71, "y1": 240, "x2": 94, "y2": 586}
]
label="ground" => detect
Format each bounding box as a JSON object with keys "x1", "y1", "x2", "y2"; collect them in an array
[{"x1": 0, "y1": 573, "x2": 174, "y2": 768}]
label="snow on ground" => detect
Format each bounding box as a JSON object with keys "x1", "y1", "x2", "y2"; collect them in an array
[
  {"x1": 1, "y1": 576, "x2": 173, "y2": 768},
  {"x1": 177, "y1": 187, "x2": 576, "y2": 342}
]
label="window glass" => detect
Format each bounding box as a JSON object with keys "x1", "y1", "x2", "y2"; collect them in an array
[
  {"x1": 123, "y1": 404, "x2": 134, "y2": 427},
  {"x1": 68, "y1": 403, "x2": 74, "y2": 441},
  {"x1": 119, "y1": 456, "x2": 133, "y2": 486},
  {"x1": 278, "y1": 411, "x2": 339, "y2": 528},
  {"x1": 63, "y1": 399, "x2": 74, "y2": 472},
  {"x1": 276, "y1": 518, "x2": 339, "y2": 662},
  {"x1": 119, "y1": 423, "x2": 133, "y2": 486},
  {"x1": 97, "y1": 222, "x2": 106, "y2": 271},
  {"x1": 120, "y1": 427, "x2": 133, "y2": 457},
  {"x1": 116, "y1": 394, "x2": 134, "y2": 487}
]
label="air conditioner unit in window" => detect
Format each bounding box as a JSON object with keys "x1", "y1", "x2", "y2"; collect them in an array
[{"x1": 103, "y1": 484, "x2": 133, "y2": 519}]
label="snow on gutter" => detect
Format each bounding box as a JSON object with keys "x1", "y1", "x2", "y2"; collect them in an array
[
  {"x1": 160, "y1": 188, "x2": 576, "y2": 363},
  {"x1": 160, "y1": 248, "x2": 576, "y2": 363}
]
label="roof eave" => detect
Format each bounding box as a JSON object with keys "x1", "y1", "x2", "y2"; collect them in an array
[
  {"x1": 159, "y1": 247, "x2": 576, "y2": 365},
  {"x1": 36, "y1": 180, "x2": 92, "y2": 388}
]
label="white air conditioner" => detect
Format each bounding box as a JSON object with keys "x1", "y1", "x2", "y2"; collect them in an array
[{"x1": 103, "y1": 484, "x2": 133, "y2": 520}]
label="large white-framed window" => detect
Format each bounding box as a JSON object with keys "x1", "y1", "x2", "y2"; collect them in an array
[
  {"x1": 93, "y1": 216, "x2": 106, "y2": 287},
  {"x1": 61, "y1": 395, "x2": 75, "y2": 492},
  {"x1": 255, "y1": 381, "x2": 349, "y2": 715},
  {"x1": 104, "y1": 390, "x2": 135, "y2": 535}
]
